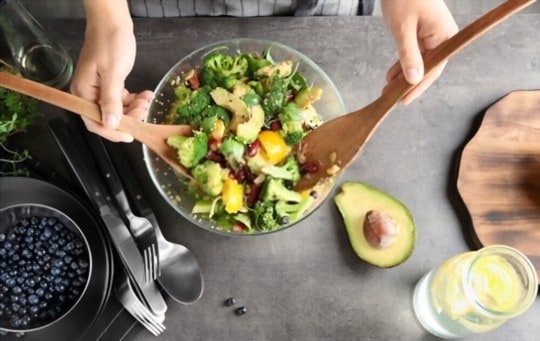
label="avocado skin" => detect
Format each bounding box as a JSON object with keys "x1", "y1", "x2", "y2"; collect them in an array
[{"x1": 334, "y1": 182, "x2": 416, "y2": 268}]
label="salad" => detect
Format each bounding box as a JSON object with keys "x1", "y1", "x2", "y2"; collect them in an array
[{"x1": 165, "y1": 46, "x2": 325, "y2": 233}]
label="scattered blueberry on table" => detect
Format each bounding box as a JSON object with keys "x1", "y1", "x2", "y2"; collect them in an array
[
  {"x1": 234, "y1": 306, "x2": 247, "y2": 316},
  {"x1": 0, "y1": 216, "x2": 89, "y2": 330},
  {"x1": 224, "y1": 297, "x2": 236, "y2": 307}
]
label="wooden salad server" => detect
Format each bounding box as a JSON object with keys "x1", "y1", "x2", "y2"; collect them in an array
[
  {"x1": 294, "y1": 0, "x2": 537, "y2": 191},
  {"x1": 0, "y1": 71, "x2": 193, "y2": 178}
]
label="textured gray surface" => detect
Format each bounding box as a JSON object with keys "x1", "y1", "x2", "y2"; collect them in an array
[{"x1": 20, "y1": 13, "x2": 540, "y2": 341}]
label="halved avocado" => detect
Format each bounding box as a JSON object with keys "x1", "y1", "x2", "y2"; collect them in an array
[{"x1": 334, "y1": 182, "x2": 416, "y2": 268}]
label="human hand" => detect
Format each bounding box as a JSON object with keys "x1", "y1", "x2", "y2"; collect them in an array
[
  {"x1": 70, "y1": 0, "x2": 154, "y2": 142},
  {"x1": 381, "y1": 0, "x2": 458, "y2": 105}
]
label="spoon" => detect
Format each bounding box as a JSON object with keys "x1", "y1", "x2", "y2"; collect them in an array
[
  {"x1": 152, "y1": 217, "x2": 204, "y2": 304},
  {"x1": 294, "y1": 0, "x2": 537, "y2": 191},
  {"x1": 0, "y1": 71, "x2": 193, "y2": 179}
]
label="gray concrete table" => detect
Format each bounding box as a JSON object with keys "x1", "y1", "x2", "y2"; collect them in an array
[{"x1": 34, "y1": 14, "x2": 540, "y2": 341}]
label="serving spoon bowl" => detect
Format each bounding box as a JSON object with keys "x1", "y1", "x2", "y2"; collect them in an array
[
  {"x1": 0, "y1": 71, "x2": 193, "y2": 178},
  {"x1": 294, "y1": 0, "x2": 537, "y2": 191}
]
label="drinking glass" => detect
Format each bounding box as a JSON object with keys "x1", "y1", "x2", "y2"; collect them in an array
[
  {"x1": 0, "y1": 0, "x2": 72, "y2": 88},
  {"x1": 413, "y1": 244, "x2": 538, "y2": 339}
]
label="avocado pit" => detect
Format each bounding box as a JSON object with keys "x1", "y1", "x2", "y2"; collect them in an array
[{"x1": 363, "y1": 210, "x2": 398, "y2": 248}]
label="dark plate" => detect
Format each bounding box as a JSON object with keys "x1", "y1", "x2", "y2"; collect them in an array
[{"x1": 0, "y1": 177, "x2": 114, "y2": 340}]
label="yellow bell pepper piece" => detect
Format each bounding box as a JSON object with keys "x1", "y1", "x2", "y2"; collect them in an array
[
  {"x1": 257, "y1": 130, "x2": 288, "y2": 165},
  {"x1": 222, "y1": 177, "x2": 244, "y2": 214}
]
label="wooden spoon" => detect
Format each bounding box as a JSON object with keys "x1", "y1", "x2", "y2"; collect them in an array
[
  {"x1": 0, "y1": 71, "x2": 193, "y2": 178},
  {"x1": 294, "y1": 0, "x2": 537, "y2": 191}
]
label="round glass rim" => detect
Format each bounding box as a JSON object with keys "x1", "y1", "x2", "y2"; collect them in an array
[
  {"x1": 143, "y1": 37, "x2": 346, "y2": 236},
  {"x1": 463, "y1": 244, "x2": 538, "y2": 318}
]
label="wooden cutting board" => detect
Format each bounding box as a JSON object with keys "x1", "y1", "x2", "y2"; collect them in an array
[{"x1": 457, "y1": 90, "x2": 540, "y2": 281}]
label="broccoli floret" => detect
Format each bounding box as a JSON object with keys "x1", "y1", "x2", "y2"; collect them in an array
[
  {"x1": 274, "y1": 195, "x2": 315, "y2": 224},
  {"x1": 283, "y1": 131, "x2": 304, "y2": 146},
  {"x1": 191, "y1": 160, "x2": 226, "y2": 197},
  {"x1": 167, "y1": 131, "x2": 208, "y2": 169},
  {"x1": 242, "y1": 52, "x2": 272, "y2": 75},
  {"x1": 279, "y1": 103, "x2": 306, "y2": 146},
  {"x1": 199, "y1": 52, "x2": 249, "y2": 90},
  {"x1": 251, "y1": 201, "x2": 280, "y2": 231},
  {"x1": 261, "y1": 155, "x2": 300, "y2": 183},
  {"x1": 174, "y1": 85, "x2": 212, "y2": 126},
  {"x1": 262, "y1": 76, "x2": 287, "y2": 115},
  {"x1": 261, "y1": 178, "x2": 302, "y2": 203},
  {"x1": 201, "y1": 105, "x2": 231, "y2": 126},
  {"x1": 219, "y1": 137, "x2": 245, "y2": 168},
  {"x1": 204, "y1": 53, "x2": 248, "y2": 78},
  {"x1": 199, "y1": 67, "x2": 219, "y2": 89}
]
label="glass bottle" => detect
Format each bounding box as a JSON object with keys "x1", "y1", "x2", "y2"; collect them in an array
[{"x1": 0, "y1": 0, "x2": 73, "y2": 88}]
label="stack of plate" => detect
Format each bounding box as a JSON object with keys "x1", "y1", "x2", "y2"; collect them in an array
[{"x1": 0, "y1": 177, "x2": 114, "y2": 340}]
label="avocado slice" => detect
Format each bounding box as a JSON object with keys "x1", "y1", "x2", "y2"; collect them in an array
[{"x1": 334, "y1": 182, "x2": 416, "y2": 268}]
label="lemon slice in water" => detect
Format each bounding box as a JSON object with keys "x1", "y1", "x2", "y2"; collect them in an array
[{"x1": 469, "y1": 254, "x2": 523, "y2": 312}]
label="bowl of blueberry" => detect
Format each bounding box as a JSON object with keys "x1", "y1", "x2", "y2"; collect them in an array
[{"x1": 0, "y1": 204, "x2": 91, "y2": 333}]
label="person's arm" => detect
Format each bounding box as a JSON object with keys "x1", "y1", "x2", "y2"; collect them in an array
[
  {"x1": 70, "y1": 0, "x2": 154, "y2": 142},
  {"x1": 381, "y1": 0, "x2": 458, "y2": 105}
]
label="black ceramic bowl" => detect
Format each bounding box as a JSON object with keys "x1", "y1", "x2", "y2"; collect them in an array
[
  {"x1": 0, "y1": 177, "x2": 113, "y2": 340},
  {"x1": 0, "y1": 203, "x2": 92, "y2": 332}
]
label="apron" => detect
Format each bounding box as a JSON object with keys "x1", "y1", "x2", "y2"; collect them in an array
[{"x1": 128, "y1": 0, "x2": 374, "y2": 17}]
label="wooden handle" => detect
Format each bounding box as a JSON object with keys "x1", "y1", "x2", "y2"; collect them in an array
[
  {"x1": 0, "y1": 71, "x2": 102, "y2": 122},
  {"x1": 381, "y1": 0, "x2": 536, "y2": 107}
]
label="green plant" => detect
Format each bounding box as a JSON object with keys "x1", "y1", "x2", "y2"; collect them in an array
[{"x1": 0, "y1": 62, "x2": 40, "y2": 176}]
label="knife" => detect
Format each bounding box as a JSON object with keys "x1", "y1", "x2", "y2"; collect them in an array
[
  {"x1": 49, "y1": 118, "x2": 167, "y2": 317},
  {"x1": 81, "y1": 127, "x2": 160, "y2": 281}
]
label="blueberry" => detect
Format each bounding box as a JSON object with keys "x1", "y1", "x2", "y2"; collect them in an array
[
  {"x1": 28, "y1": 295, "x2": 39, "y2": 305},
  {"x1": 224, "y1": 297, "x2": 236, "y2": 306},
  {"x1": 25, "y1": 278, "x2": 36, "y2": 288},
  {"x1": 234, "y1": 306, "x2": 247, "y2": 315},
  {"x1": 40, "y1": 227, "x2": 53, "y2": 241},
  {"x1": 0, "y1": 233, "x2": 6, "y2": 242},
  {"x1": 78, "y1": 259, "x2": 89, "y2": 269},
  {"x1": 40, "y1": 217, "x2": 49, "y2": 227},
  {"x1": 12, "y1": 286, "x2": 22, "y2": 295},
  {"x1": 11, "y1": 302, "x2": 21, "y2": 312},
  {"x1": 50, "y1": 267, "x2": 61, "y2": 276}
]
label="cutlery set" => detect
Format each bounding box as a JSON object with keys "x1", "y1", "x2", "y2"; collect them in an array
[{"x1": 48, "y1": 118, "x2": 202, "y2": 336}]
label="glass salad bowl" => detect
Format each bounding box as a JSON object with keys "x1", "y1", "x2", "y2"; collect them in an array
[{"x1": 143, "y1": 38, "x2": 346, "y2": 236}]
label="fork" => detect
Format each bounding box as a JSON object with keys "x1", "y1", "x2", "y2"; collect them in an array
[
  {"x1": 116, "y1": 270, "x2": 166, "y2": 336},
  {"x1": 83, "y1": 131, "x2": 160, "y2": 283}
]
